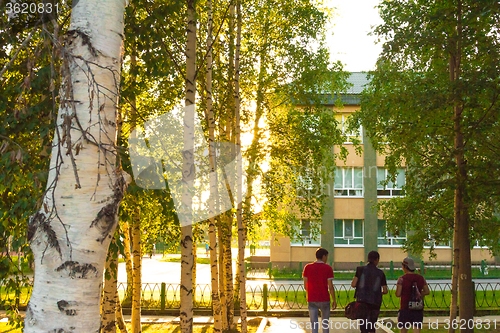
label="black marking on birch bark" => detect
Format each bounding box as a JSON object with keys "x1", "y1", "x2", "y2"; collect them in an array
[
  {"x1": 27, "y1": 212, "x2": 44, "y2": 242},
  {"x1": 90, "y1": 176, "x2": 127, "y2": 243},
  {"x1": 102, "y1": 320, "x2": 116, "y2": 331},
  {"x1": 90, "y1": 202, "x2": 117, "y2": 243},
  {"x1": 180, "y1": 285, "x2": 193, "y2": 295},
  {"x1": 181, "y1": 235, "x2": 193, "y2": 248},
  {"x1": 37, "y1": 221, "x2": 62, "y2": 258},
  {"x1": 55, "y1": 261, "x2": 98, "y2": 278},
  {"x1": 57, "y1": 300, "x2": 77, "y2": 316},
  {"x1": 66, "y1": 29, "x2": 99, "y2": 58}
]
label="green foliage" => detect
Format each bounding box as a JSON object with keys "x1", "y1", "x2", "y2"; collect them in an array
[
  {"x1": 0, "y1": 5, "x2": 74, "y2": 326},
  {"x1": 352, "y1": 0, "x2": 500, "y2": 256},
  {"x1": 232, "y1": 0, "x2": 350, "y2": 240}
]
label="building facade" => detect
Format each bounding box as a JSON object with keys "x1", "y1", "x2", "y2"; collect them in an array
[{"x1": 270, "y1": 72, "x2": 497, "y2": 269}]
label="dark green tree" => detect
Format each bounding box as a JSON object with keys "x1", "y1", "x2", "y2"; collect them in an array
[{"x1": 353, "y1": 0, "x2": 500, "y2": 330}]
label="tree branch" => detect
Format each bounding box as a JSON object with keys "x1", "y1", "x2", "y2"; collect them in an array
[{"x1": 0, "y1": 22, "x2": 40, "y2": 80}]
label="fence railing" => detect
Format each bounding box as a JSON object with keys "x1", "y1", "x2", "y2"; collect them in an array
[
  {"x1": 115, "y1": 282, "x2": 500, "y2": 311},
  {"x1": 2, "y1": 282, "x2": 500, "y2": 312},
  {"x1": 245, "y1": 260, "x2": 500, "y2": 280}
]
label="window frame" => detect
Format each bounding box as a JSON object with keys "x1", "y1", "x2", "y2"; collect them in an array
[
  {"x1": 377, "y1": 219, "x2": 407, "y2": 247},
  {"x1": 336, "y1": 114, "x2": 363, "y2": 144},
  {"x1": 377, "y1": 168, "x2": 405, "y2": 198},
  {"x1": 334, "y1": 219, "x2": 364, "y2": 247},
  {"x1": 290, "y1": 219, "x2": 321, "y2": 247},
  {"x1": 423, "y1": 240, "x2": 452, "y2": 249},
  {"x1": 334, "y1": 167, "x2": 364, "y2": 198}
]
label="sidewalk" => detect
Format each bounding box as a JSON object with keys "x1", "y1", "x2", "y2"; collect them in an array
[
  {"x1": 261, "y1": 315, "x2": 500, "y2": 333},
  {"x1": 4, "y1": 311, "x2": 500, "y2": 332}
]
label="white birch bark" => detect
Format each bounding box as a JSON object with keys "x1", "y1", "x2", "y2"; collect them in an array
[
  {"x1": 101, "y1": 238, "x2": 118, "y2": 333},
  {"x1": 122, "y1": 220, "x2": 133, "y2": 304},
  {"x1": 224, "y1": 3, "x2": 236, "y2": 329},
  {"x1": 218, "y1": 219, "x2": 229, "y2": 331},
  {"x1": 131, "y1": 211, "x2": 142, "y2": 333},
  {"x1": 180, "y1": 0, "x2": 196, "y2": 331},
  {"x1": 234, "y1": 0, "x2": 246, "y2": 330},
  {"x1": 206, "y1": 0, "x2": 222, "y2": 330},
  {"x1": 25, "y1": 0, "x2": 128, "y2": 332}
]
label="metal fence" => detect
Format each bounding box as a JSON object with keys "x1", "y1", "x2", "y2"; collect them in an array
[
  {"x1": 2, "y1": 282, "x2": 500, "y2": 312},
  {"x1": 246, "y1": 261, "x2": 500, "y2": 280},
  {"x1": 115, "y1": 282, "x2": 500, "y2": 311}
]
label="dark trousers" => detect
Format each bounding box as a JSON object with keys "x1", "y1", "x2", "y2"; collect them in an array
[{"x1": 359, "y1": 303, "x2": 380, "y2": 333}]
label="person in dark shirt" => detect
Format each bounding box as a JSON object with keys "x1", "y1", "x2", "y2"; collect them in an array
[
  {"x1": 395, "y1": 257, "x2": 430, "y2": 333},
  {"x1": 351, "y1": 251, "x2": 388, "y2": 333},
  {"x1": 303, "y1": 248, "x2": 337, "y2": 333}
]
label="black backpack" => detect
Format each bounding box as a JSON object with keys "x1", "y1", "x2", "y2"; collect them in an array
[{"x1": 355, "y1": 265, "x2": 382, "y2": 306}]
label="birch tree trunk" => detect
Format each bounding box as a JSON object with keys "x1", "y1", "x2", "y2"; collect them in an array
[
  {"x1": 115, "y1": 295, "x2": 128, "y2": 333},
  {"x1": 224, "y1": 214, "x2": 235, "y2": 331},
  {"x1": 193, "y1": 237, "x2": 197, "y2": 307},
  {"x1": 223, "y1": 4, "x2": 236, "y2": 329},
  {"x1": 131, "y1": 208, "x2": 142, "y2": 333},
  {"x1": 122, "y1": 220, "x2": 134, "y2": 305},
  {"x1": 218, "y1": 217, "x2": 229, "y2": 331},
  {"x1": 206, "y1": 0, "x2": 222, "y2": 329},
  {"x1": 180, "y1": 0, "x2": 196, "y2": 331},
  {"x1": 101, "y1": 237, "x2": 119, "y2": 333},
  {"x1": 234, "y1": 0, "x2": 246, "y2": 330},
  {"x1": 25, "y1": 0, "x2": 128, "y2": 331}
]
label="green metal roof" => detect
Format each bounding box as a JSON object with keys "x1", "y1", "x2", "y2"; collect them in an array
[
  {"x1": 322, "y1": 72, "x2": 370, "y2": 106},
  {"x1": 345, "y1": 72, "x2": 370, "y2": 95}
]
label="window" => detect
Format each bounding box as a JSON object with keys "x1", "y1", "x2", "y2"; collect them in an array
[
  {"x1": 474, "y1": 240, "x2": 489, "y2": 249},
  {"x1": 335, "y1": 114, "x2": 363, "y2": 144},
  {"x1": 334, "y1": 219, "x2": 363, "y2": 245},
  {"x1": 334, "y1": 167, "x2": 363, "y2": 197},
  {"x1": 377, "y1": 220, "x2": 406, "y2": 246},
  {"x1": 424, "y1": 239, "x2": 452, "y2": 248},
  {"x1": 291, "y1": 219, "x2": 321, "y2": 246},
  {"x1": 377, "y1": 168, "x2": 405, "y2": 197}
]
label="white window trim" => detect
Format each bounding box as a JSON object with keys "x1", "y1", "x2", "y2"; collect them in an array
[
  {"x1": 334, "y1": 219, "x2": 364, "y2": 247},
  {"x1": 334, "y1": 167, "x2": 364, "y2": 198},
  {"x1": 377, "y1": 220, "x2": 406, "y2": 247},
  {"x1": 473, "y1": 240, "x2": 490, "y2": 249},
  {"x1": 291, "y1": 219, "x2": 321, "y2": 247},
  {"x1": 377, "y1": 168, "x2": 405, "y2": 198},
  {"x1": 337, "y1": 114, "x2": 363, "y2": 144},
  {"x1": 423, "y1": 240, "x2": 452, "y2": 249}
]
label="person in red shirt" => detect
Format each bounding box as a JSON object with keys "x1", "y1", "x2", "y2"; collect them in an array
[
  {"x1": 395, "y1": 257, "x2": 430, "y2": 333},
  {"x1": 303, "y1": 248, "x2": 337, "y2": 333}
]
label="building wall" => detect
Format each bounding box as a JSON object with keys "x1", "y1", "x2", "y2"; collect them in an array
[
  {"x1": 270, "y1": 236, "x2": 291, "y2": 263},
  {"x1": 270, "y1": 104, "x2": 496, "y2": 267},
  {"x1": 334, "y1": 199, "x2": 364, "y2": 219}
]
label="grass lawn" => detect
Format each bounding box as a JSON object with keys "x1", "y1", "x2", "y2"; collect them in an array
[
  {"x1": 269, "y1": 267, "x2": 500, "y2": 281},
  {"x1": 160, "y1": 257, "x2": 212, "y2": 265},
  {"x1": 0, "y1": 318, "x2": 262, "y2": 332}
]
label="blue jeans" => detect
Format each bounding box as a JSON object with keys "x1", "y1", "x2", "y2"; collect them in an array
[{"x1": 308, "y1": 301, "x2": 330, "y2": 333}]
